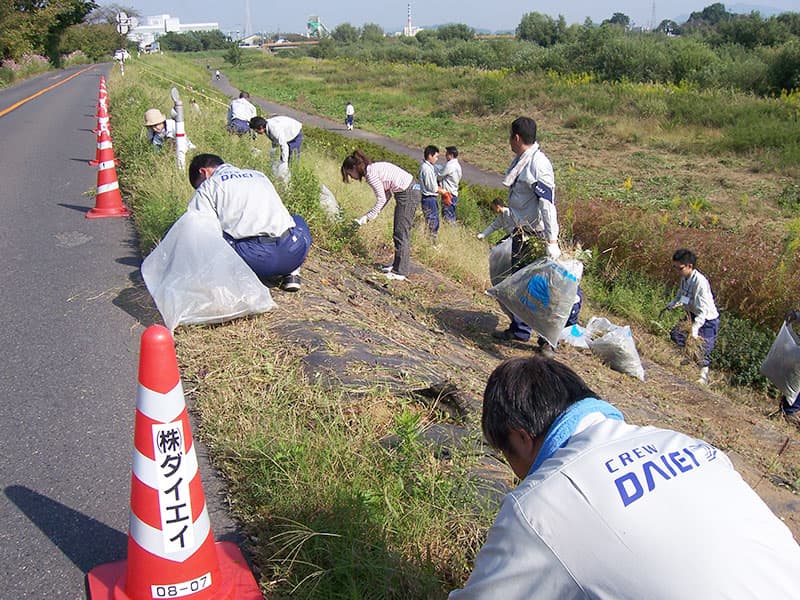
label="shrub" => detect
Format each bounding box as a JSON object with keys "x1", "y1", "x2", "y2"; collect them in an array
[{"x1": 711, "y1": 314, "x2": 774, "y2": 390}]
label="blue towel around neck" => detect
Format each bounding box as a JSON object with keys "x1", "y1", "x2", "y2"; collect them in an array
[{"x1": 528, "y1": 397, "x2": 624, "y2": 476}]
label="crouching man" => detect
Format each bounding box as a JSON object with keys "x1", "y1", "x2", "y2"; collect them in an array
[
  {"x1": 187, "y1": 153, "x2": 312, "y2": 291},
  {"x1": 450, "y1": 355, "x2": 800, "y2": 599}
]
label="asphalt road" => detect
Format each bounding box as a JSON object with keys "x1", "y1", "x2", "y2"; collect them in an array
[{"x1": 0, "y1": 65, "x2": 241, "y2": 598}]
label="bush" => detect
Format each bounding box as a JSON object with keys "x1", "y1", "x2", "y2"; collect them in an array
[{"x1": 711, "y1": 314, "x2": 774, "y2": 390}]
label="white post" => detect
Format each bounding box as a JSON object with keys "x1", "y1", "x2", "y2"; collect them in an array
[{"x1": 170, "y1": 87, "x2": 187, "y2": 170}]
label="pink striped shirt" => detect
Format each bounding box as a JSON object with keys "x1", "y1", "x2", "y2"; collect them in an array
[{"x1": 364, "y1": 162, "x2": 414, "y2": 220}]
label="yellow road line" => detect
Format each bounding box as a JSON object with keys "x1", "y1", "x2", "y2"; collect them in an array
[{"x1": 0, "y1": 65, "x2": 97, "y2": 118}]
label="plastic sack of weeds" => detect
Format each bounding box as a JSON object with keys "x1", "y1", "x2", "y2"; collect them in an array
[
  {"x1": 142, "y1": 210, "x2": 276, "y2": 332},
  {"x1": 487, "y1": 257, "x2": 583, "y2": 348},
  {"x1": 488, "y1": 237, "x2": 513, "y2": 286},
  {"x1": 761, "y1": 322, "x2": 800, "y2": 404},
  {"x1": 585, "y1": 317, "x2": 645, "y2": 381}
]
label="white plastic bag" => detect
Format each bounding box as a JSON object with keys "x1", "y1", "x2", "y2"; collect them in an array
[
  {"x1": 141, "y1": 210, "x2": 276, "y2": 332},
  {"x1": 319, "y1": 184, "x2": 340, "y2": 220},
  {"x1": 585, "y1": 317, "x2": 645, "y2": 380},
  {"x1": 488, "y1": 238, "x2": 513, "y2": 287},
  {"x1": 761, "y1": 322, "x2": 800, "y2": 404},
  {"x1": 487, "y1": 257, "x2": 583, "y2": 348},
  {"x1": 559, "y1": 323, "x2": 590, "y2": 349}
]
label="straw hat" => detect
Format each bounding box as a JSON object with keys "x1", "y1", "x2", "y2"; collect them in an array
[{"x1": 143, "y1": 108, "x2": 166, "y2": 126}]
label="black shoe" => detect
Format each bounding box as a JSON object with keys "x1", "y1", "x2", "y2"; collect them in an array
[
  {"x1": 491, "y1": 329, "x2": 513, "y2": 340},
  {"x1": 281, "y1": 274, "x2": 301, "y2": 292}
]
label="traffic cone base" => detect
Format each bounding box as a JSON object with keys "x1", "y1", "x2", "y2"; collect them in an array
[
  {"x1": 87, "y1": 541, "x2": 262, "y2": 600},
  {"x1": 87, "y1": 326, "x2": 261, "y2": 599}
]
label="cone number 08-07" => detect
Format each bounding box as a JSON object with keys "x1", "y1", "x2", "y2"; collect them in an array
[{"x1": 151, "y1": 572, "x2": 211, "y2": 597}]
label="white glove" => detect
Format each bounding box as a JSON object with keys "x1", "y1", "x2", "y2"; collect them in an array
[
  {"x1": 546, "y1": 242, "x2": 561, "y2": 260},
  {"x1": 691, "y1": 322, "x2": 701, "y2": 338},
  {"x1": 354, "y1": 215, "x2": 368, "y2": 226},
  {"x1": 477, "y1": 233, "x2": 485, "y2": 240}
]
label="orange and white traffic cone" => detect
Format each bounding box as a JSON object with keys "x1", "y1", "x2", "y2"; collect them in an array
[
  {"x1": 86, "y1": 129, "x2": 129, "y2": 219},
  {"x1": 89, "y1": 122, "x2": 119, "y2": 167},
  {"x1": 93, "y1": 94, "x2": 111, "y2": 135},
  {"x1": 87, "y1": 325, "x2": 263, "y2": 600}
]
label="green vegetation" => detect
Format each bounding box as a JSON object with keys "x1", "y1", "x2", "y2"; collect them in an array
[{"x1": 107, "y1": 56, "x2": 497, "y2": 596}]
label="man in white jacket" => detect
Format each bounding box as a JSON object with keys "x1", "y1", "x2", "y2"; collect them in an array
[
  {"x1": 492, "y1": 117, "x2": 561, "y2": 344},
  {"x1": 450, "y1": 355, "x2": 800, "y2": 599},
  {"x1": 250, "y1": 115, "x2": 303, "y2": 167},
  {"x1": 187, "y1": 154, "x2": 311, "y2": 291}
]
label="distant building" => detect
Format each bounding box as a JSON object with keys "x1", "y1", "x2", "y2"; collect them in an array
[{"x1": 127, "y1": 14, "x2": 220, "y2": 50}]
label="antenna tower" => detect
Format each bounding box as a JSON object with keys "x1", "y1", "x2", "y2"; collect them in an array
[
  {"x1": 649, "y1": 0, "x2": 656, "y2": 31},
  {"x1": 244, "y1": 0, "x2": 252, "y2": 37}
]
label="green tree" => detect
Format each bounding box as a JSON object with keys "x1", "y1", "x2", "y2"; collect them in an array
[
  {"x1": 516, "y1": 12, "x2": 565, "y2": 47},
  {"x1": 361, "y1": 22, "x2": 384, "y2": 43},
  {"x1": 224, "y1": 42, "x2": 242, "y2": 66},
  {"x1": 331, "y1": 22, "x2": 359, "y2": 43},
  {"x1": 60, "y1": 22, "x2": 119, "y2": 59},
  {"x1": 603, "y1": 12, "x2": 631, "y2": 30},
  {"x1": 683, "y1": 3, "x2": 733, "y2": 33},
  {"x1": 437, "y1": 23, "x2": 475, "y2": 41},
  {"x1": 656, "y1": 19, "x2": 681, "y2": 35}
]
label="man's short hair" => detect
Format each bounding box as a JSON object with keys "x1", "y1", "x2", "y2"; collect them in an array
[
  {"x1": 188, "y1": 153, "x2": 224, "y2": 188},
  {"x1": 424, "y1": 145, "x2": 439, "y2": 160},
  {"x1": 511, "y1": 117, "x2": 537, "y2": 145},
  {"x1": 482, "y1": 356, "x2": 598, "y2": 454},
  {"x1": 490, "y1": 197, "x2": 505, "y2": 208},
  {"x1": 445, "y1": 146, "x2": 458, "y2": 158},
  {"x1": 239, "y1": 91, "x2": 249, "y2": 99},
  {"x1": 250, "y1": 116, "x2": 267, "y2": 131},
  {"x1": 672, "y1": 248, "x2": 697, "y2": 267}
]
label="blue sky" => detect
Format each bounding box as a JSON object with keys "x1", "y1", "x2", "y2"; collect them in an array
[{"x1": 110, "y1": 1, "x2": 799, "y2": 36}]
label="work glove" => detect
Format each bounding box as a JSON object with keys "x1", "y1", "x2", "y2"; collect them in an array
[
  {"x1": 441, "y1": 190, "x2": 453, "y2": 206},
  {"x1": 354, "y1": 215, "x2": 368, "y2": 226},
  {"x1": 546, "y1": 242, "x2": 561, "y2": 260},
  {"x1": 477, "y1": 233, "x2": 485, "y2": 240},
  {"x1": 691, "y1": 321, "x2": 701, "y2": 338}
]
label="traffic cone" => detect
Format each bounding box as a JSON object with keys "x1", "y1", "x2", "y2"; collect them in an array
[
  {"x1": 89, "y1": 123, "x2": 119, "y2": 167},
  {"x1": 87, "y1": 129, "x2": 129, "y2": 219},
  {"x1": 87, "y1": 325, "x2": 262, "y2": 600},
  {"x1": 93, "y1": 94, "x2": 111, "y2": 135}
]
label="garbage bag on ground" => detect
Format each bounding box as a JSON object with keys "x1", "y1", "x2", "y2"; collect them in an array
[
  {"x1": 761, "y1": 322, "x2": 800, "y2": 404},
  {"x1": 141, "y1": 210, "x2": 276, "y2": 332},
  {"x1": 585, "y1": 317, "x2": 645, "y2": 380},
  {"x1": 487, "y1": 257, "x2": 583, "y2": 348},
  {"x1": 559, "y1": 323, "x2": 590, "y2": 349},
  {"x1": 319, "y1": 184, "x2": 340, "y2": 220},
  {"x1": 488, "y1": 237, "x2": 513, "y2": 287}
]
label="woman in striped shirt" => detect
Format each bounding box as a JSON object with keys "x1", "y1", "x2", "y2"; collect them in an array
[{"x1": 342, "y1": 150, "x2": 420, "y2": 281}]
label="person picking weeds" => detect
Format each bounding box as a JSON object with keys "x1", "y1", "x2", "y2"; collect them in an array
[
  {"x1": 449, "y1": 355, "x2": 800, "y2": 599},
  {"x1": 665, "y1": 248, "x2": 720, "y2": 385},
  {"x1": 491, "y1": 117, "x2": 561, "y2": 345}
]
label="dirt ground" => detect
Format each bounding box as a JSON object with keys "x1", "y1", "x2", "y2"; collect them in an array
[{"x1": 259, "y1": 243, "x2": 800, "y2": 538}]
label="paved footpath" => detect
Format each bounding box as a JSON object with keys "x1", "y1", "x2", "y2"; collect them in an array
[
  {"x1": 213, "y1": 74, "x2": 505, "y2": 189},
  {"x1": 0, "y1": 65, "x2": 240, "y2": 599}
]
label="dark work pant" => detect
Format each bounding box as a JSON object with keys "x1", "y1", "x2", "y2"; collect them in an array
[
  {"x1": 392, "y1": 186, "x2": 420, "y2": 276},
  {"x1": 226, "y1": 215, "x2": 312, "y2": 279}
]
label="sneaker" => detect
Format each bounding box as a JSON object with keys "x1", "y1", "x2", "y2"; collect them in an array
[
  {"x1": 380, "y1": 264, "x2": 395, "y2": 273},
  {"x1": 384, "y1": 271, "x2": 407, "y2": 281},
  {"x1": 696, "y1": 366, "x2": 709, "y2": 385},
  {"x1": 281, "y1": 274, "x2": 301, "y2": 292}
]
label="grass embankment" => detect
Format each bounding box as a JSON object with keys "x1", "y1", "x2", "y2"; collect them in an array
[
  {"x1": 220, "y1": 50, "x2": 800, "y2": 389},
  {"x1": 108, "y1": 52, "x2": 799, "y2": 596},
  {"x1": 108, "y1": 55, "x2": 497, "y2": 598}
]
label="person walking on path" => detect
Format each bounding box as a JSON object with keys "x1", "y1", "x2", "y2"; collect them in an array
[
  {"x1": 250, "y1": 115, "x2": 303, "y2": 167},
  {"x1": 665, "y1": 248, "x2": 720, "y2": 385},
  {"x1": 187, "y1": 153, "x2": 312, "y2": 291},
  {"x1": 449, "y1": 355, "x2": 800, "y2": 599},
  {"x1": 419, "y1": 145, "x2": 444, "y2": 241},
  {"x1": 438, "y1": 146, "x2": 462, "y2": 224},
  {"x1": 227, "y1": 91, "x2": 257, "y2": 135},
  {"x1": 492, "y1": 116, "x2": 561, "y2": 343},
  {"x1": 345, "y1": 101, "x2": 355, "y2": 130},
  {"x1": 342, "y1": 150, "x2": 420, "y2": 282}
]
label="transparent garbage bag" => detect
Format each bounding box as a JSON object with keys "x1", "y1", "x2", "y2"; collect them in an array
[
  {"x1": 559, "y1": 323, "x2": 590, "y2": 349},
  {"x1": 487, "y1": 257, "x2": 583, "y2": 348},
  {"x1": 319, "y1": 184, "x2": 340, "y2": 220},
  {"x1": 760, "y1": 322, "x2": 800, "y2": 404},
  {"x1": 488, "y1": 237, "x2": 513, "y2": 287},
  {"x1": 141, "y1": 210, "x2": 276, "y2": 332},
  {"x1": 585, "y1": 317, "x2": 645, "y2": 381}
]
